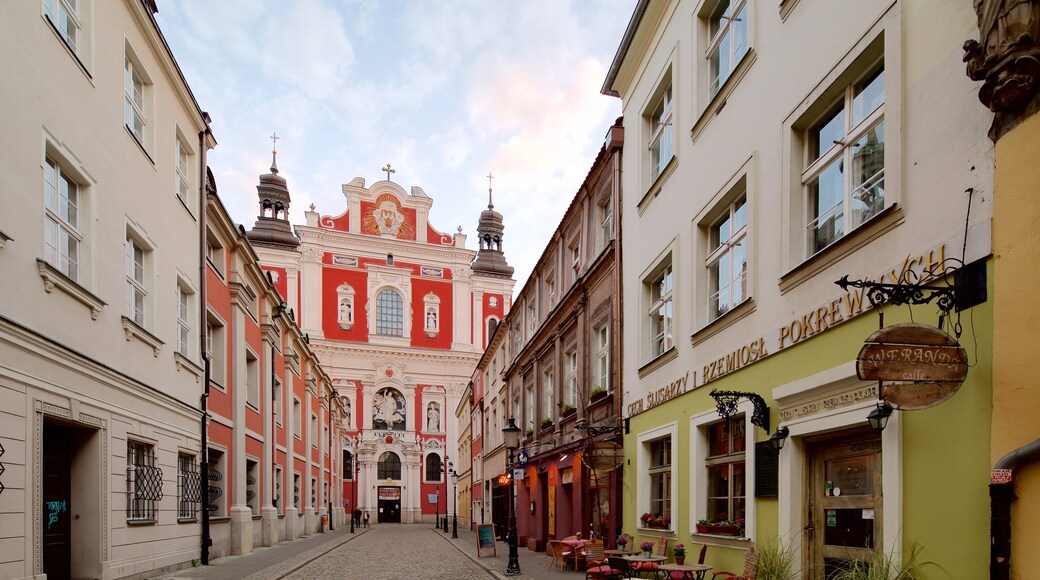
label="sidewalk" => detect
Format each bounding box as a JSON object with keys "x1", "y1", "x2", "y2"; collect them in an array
[
  {"x1": 437, "y1": 523, "x2": 589, "y2": 580},
  {"x1": 154, "y1": 525, "x2": 370, "y2": 580}
]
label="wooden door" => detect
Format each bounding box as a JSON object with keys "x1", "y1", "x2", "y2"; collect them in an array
[
  {"x1": 805, "y1": 431, "x2": 882, "y2": 579},
  {"x1": 42, "y1": 423, "x2": 72, "y2": 580}
]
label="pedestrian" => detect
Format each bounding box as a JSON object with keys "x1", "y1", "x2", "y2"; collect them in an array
[
  {"x1": 353, "y1": 508, "x2": 362, "y2": 528},
  {"x1": 363, "y1": 512, "x2": 370, "y2": 528}
]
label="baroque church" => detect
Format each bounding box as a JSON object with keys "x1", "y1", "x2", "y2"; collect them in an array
[{"x1": 247, "y1": 158, "x2": 514, "y2": 523}]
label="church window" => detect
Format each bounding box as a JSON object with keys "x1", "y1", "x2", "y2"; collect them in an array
[
  {"x1": 375, "y1": 289, "x2": 403, "y2": 336},
  {"x1": 378, "y1": 451, "x2": 402, "y2": 480},
  {"x1": 425, "y1": 454, "x2": 442, "y2": 482}
]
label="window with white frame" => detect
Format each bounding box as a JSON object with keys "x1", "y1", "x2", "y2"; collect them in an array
[
  {"x1": 206, "y1": 313, "x2": 226, "y2": 386},
  {"x1": 126, "y1": 440, "x2": 161, "y2": 522},
  {"x1": 44, "y1": 156, "x2": 81, "y2": 281},
  {"x1": 542, "y1": 367, "x2": 554, "y2": 423},
  {"x1": 705, "y1": 0, "x2": 749, "y2": 98},
  {"x1": 706, "y1": 194, "x2": 747, "y2": 321},
  {"x1": 425, "y1": 453, "x2": 443, "y2": 482},
  {"x1": 177, "y1": 282, "x2": 193, "y2": 357},
  {"x1": 525, "y1": 382, "x2": 535, "y2": 433},
  {"x1": 564, "y1": 348, "x2": 577, "y2": 408},
  {"x1": 206, "y1": 228, "x2": 225, "y2": 277},
  {"x1": 646, "y1": 262, "x2": 674, "y2": 359},
  {"x1": 293, "y1": 398, "x2": 302, "y2": 438},
  {"x1": 805, "y1": 61, "x2": 885, "y2": 256},
  {"x1": 593, "y1": 323, "x2": 610, "y2": 394},
  {"x1": 125, "y1": 233, "x2": 147, "y2": 326},
  {"x1": 123, "y1": 47, "x2": 149, "y2": 145},
  {"x1": 704, "y1": 416, "x2": 746, "y2": 529},
  {"x1": 274, "y1": 377, "x2": 283, "y2": 426},
  {"x1": 646, "y1": 80, "x2": 674, "y2": 184},
  {"x1": 245, "y1": 349, "x2": 259, "y2": 408},
  {"x1": 570, "y1": 240, "x2": 581, "y2": 281},
  {"x1": 337, "y1": 284, "x2": 355, "y2": 329},
  {"x1": 641, "y1": 435, "x2": 672, "y2": 529},
  {"x1": 311, "y1": 413, "x2": 318, "y2": 447},
  {"x1": 600, "y1": 195, "x2": 614, "y2": 249},
  {"x1": 176, "y1": 136, "x2": 192, "y2": 209},
  {"x1": 375, "y1": 289, "x2": 404, "y2": 336},
  {"x1": 547, "y1": 273, "x2": 556, "y2": 308},
  {"x1": 527, "y1": 303, "x2": 536, "y2": 336},
  {"x1": 43, "y1": 0, "x2": 82, "y2": 54}
]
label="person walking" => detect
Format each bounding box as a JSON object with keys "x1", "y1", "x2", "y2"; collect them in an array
[
  {"x1": 363, "y1": 511, "x2": 370, "y2": 528},
  {"x1": 353, "y1": 508, "x2": 362, "y2": 528}
]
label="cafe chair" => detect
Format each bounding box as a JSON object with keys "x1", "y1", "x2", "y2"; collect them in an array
[
  {"x1": 632, "y1": 536, "x2": 667, "y2": 578},
  {"x1": 584, "y1": 541, "x2": 623, "y2": 579},
  {"x1": 547, "y1": 540, "x2": 570, "y2": 572},
  {"x1": 712, "y1": 545, "x2": 757, "y2": 580}
]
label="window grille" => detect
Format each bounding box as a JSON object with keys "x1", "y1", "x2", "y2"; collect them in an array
[
  {"x1": 375, "y1": 290, "x2": 404, "y2": 335},
  {"x1": 126, "y1": 442, "x2": 163, "y2": 521},
  {"x1": 178, "y1": 454, "x2": 200, "y2": 520},
  {"x1": 378, "y1": 451, "x2": 402, "y2": 480}
]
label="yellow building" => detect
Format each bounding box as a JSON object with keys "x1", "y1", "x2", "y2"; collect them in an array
[{"x1": 964, "y1": 2, "x2": 1040, "y2": 577}]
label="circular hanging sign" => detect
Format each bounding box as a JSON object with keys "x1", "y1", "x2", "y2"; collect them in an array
[
  {"x1": 515, "y1": 449, "x2": 530, "y2": 467},
  {"x1": 856, "y1": 322, "x2": 968, "y2": 410},
  {"x1": 581, "y1": 441, "x2": 625, "y2": 471}
]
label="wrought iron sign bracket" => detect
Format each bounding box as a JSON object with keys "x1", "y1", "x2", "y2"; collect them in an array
[
  {"x1": 575, "y1": 418, "x2": 622, "y2": 439},
  {"x1": 709, "y1": 390, "x2": 770, "y2": 434}
]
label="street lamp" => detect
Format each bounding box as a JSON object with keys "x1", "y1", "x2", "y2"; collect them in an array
[
  {"x1": 444, "y1": 459, "x2": 453, "y2": 533},
  {"x1": 502, "y1": 417, "x2": 521, "y2": 576},
  {"x1": 451, "y1": 468, "x2": 459, "y2": 539},
  {"x1": 435, "y1": 485, "x2": 441, "y2": 530}
]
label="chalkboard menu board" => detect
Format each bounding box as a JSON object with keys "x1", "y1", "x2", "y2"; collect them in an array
[
  {"x1": 755, "y1": 441, "x2": 779, "y2": 498},
  {"x1": 476, "y1": 523, "x2": 497, "y2": 558}
]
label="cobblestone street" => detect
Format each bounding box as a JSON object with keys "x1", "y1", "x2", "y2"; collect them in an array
[{"x1": 286, "y1": 525, "x2": 492, "y2": 580}]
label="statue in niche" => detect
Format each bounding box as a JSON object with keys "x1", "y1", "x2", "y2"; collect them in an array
[
  {"x1": 345, "y1": 398, "x2": 352, "y2": 427},
  {"x1": 372, "y1": 387, "x2": 406, "y2": 430},
  {"x1": 427, "y1": 402, "x2": 440, "y2": 432}
]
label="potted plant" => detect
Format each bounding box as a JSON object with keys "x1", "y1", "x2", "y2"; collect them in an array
[
  {"x1": 640, "y1": 541, "x2": 655, "y2": 558},
  {"x1": 525, "y1": 428, "x2": 534, "y2": 438},
  {"x1": 616, "y1": 535, "x2": 629, "y2": 552},
  {"x1": 673, "y1": 543, "x2": 687, "y2": 565},
  {"x1": 559, "y1": 403, "x2": 576, "y2": 416},
  {"x1": 696, "y1": 519, "x2": 712, "y2": 533},
  {"x1": 590, "y1": 386, "x2": 608, "y2": 401},
  {"x1": 540, "y1": 417, "x2": 553, "y2": 429},
  {"x1": 755, "y1": 537, "x2": 798, "y2": 580},
  {"x1": 640, "y1": 512, "x2": 671, "y2": 530}
]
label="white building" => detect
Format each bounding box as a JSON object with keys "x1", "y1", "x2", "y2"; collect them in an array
[{"x1": 0, "y1": 0, "x2": 215, "y2": 577}]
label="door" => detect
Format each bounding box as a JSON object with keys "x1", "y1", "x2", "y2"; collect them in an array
[
  {"x1": 42, "y1": 422, "x2": 72, "y2": 580},
  {"x1": 378, "y1": 486, "x2": 401, "y2": 523},
  {"x1": 805, "y1": 430, "x2": 882, "y2": 579}
]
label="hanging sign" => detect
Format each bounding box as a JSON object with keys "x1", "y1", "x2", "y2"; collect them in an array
[
  {"x1": 856, "y1": 323, "x2": 968, "y2": 410},
  {"x1": 516, "y1": 449, "x2": 530, "y2": 467},
  {"x1": 581, "y1": 441, "x2": 625, "y2": 471}
]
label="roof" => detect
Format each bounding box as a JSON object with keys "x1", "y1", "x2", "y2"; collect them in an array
[{"x1": 601, "y1": 0, "x2": 651, "y2": 97}]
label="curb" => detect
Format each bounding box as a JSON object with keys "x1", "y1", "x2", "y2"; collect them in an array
[
  {"x1": 436, "y1": 529, "x2": 510, "y2": 580},
  {"x1": 271, "y1": 528, "x2": 370, "y2": 579}
]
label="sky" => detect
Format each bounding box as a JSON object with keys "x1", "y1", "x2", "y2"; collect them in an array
[{"x1": 155, "y1": 0, "x2": 636, "y2": 290}]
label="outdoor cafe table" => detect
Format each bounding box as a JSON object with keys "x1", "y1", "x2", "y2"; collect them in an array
[
  {"x1": 561, "y1": 539, "x2": 589, "y2": 570},
  {"x1": 604, "y1": 549, "x2": 635, "y2": 556},
  {"x1": 659, "y1": 563, "x2": 713, "y2": 580},
  {"x1": 623, "y1": 554, "x2": 668, "y2": 578}
]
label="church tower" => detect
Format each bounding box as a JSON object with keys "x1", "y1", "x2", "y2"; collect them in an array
[
  {"x1": 246, "y1": 137, "x2": 300, "y2": 250},
  {"x1": 470, "y1": 177, "x2": 514, "y2": 279}
]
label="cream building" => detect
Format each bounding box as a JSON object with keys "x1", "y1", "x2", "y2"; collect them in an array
[
  {"x1": 0, "y1": 0, "x2": 215, "y2": 577},
  {"x1": 604, "y1": 0, "x2": 995, "y2": 576}
]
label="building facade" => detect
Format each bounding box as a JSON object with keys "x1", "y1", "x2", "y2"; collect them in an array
[
  {"x1": 498, "y1": 121, "x2": 626, "y2": 552},
  {"x1": 0, "y1": 1, "x2": 215, "y2": 577},
  {"x1": 250, "y1": 173, "x2": 514, "y2": 525},
  {"x1": 603, "y1": 0, "x2": 994, "y2": 576},
  {"x1": 964, "y1": 2, "x2": 1040, "y2": 577}
]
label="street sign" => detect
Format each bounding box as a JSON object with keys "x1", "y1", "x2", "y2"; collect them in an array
[
  {"x1": 856, "y1": 323, "x2": 968, "y2": 410},
  {"x1": 516, "y1": 449, "x2": 530, "y2": 467},
  {"x1": 513, "y1": 468, "x2": 525, "y2": 480}
]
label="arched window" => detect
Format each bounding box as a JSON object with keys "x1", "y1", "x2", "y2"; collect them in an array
[
  {"x1": 488, "y1": 318, "x2": 499, "y2": 341},
  {"x1": 375, "y1": 289, "x2": 403, "y2": 336},
  {"x1": 378, "y1": 451, "x2": 402, "y2": 480},
  {"x1": 343, "y1": 450, "x2": 353, "y2": 480},
  {"x1": 425, "y1": 453, "x2": 442, "y2": 482}
]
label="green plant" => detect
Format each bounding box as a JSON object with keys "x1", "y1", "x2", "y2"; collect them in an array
[
  {"x1": 591, "y1": 386, "x2": 608, "y2": 398},
  {"x1": 560, "y1": 403, "x2": 576, "y2": 413},
  {"x1": 525, "y1": 428, "x2": 534, "y2": 437},
  {"x1": 756, "y1": 537, "x2": 798, "y2": 580},
  {"x1": 673, "y1": 543, "x2": 686, "y2": 557},
  {"x1": 828, "y1": 542, "x2": 933, "y2": 580},
  {"x1": 540, "y1": 417, "x2": 553, "y2": 428}
]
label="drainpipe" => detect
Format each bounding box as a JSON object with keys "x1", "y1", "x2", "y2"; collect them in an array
[
  {"x1": 197, "y1": 118, "x2": 213, "y2": 565},
  {"x1": 991, "y1": 437, "x2": 1040, "y2": 579}
]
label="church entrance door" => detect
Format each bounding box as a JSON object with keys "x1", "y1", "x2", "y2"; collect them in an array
[{"x1": 378, "y1": 486, "x2": 401, "y2": 523}]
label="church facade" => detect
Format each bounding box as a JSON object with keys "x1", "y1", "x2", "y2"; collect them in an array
[{"x1": 249, "y1": 169, "x2": 514, "y2": 524}]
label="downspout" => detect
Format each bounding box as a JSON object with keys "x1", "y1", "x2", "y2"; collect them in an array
[
  {"x1": 991, "y1": 437, "x2": 1040, "y2": 579},
  {"x1": 197, "y1": 119, "x2": 213, "y2": 565}
]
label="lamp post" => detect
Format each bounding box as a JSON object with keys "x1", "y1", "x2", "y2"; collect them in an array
[
  {"x1": 502, "y1": 417, "x2": 521, "y2": 576},
  {"x1": 451, "y1": 468, "x2": 459, "y2": 539},
  {"x1": 434, "y1": 485, "x2": 440, "y2": 530},
  {"x1": 443, "y1": 459, "x2": 453, "y2": 533}
]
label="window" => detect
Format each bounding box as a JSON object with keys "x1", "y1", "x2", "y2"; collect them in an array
[
  {"x1": 707, "y1": 195, "x2": 748, "y2": 321},
  {"x1": 343, "y1": 450, "x2": 353, "y2": 480},
  {"x1": 311, "y1": 478, "x2": 316, "y2": 508},
  {"x1": 594, "y1": 323, "x2": 610, "y2": 393},
  {"x1": 293, "y1": 473, "x2": 301, "y2": 508},
  {"x1": 206, "y1": 313, "x2": 226, "y2": 386},
  {"x1": 246, "y1": 350, "x2": 259, "y2": 409},
  {"x1": 43, "y1": 0, "x2": 81, "y2": 53},
  {"x1": 177, "y1": 283, "x2": 193, "y2": 357},
  {"x1": 564, "y1": 349, "x2": 577, "y2": 407},
  {"x1": 177, "y1": 453, "x2": 199, "y2": 521},
  {"x1": 337, "y1": 284, "x2": 355, "y2": 329},
  {"x1": 126, "y1": 441, "x2": 161, "y2": 522},
  {"x1": 647, "y1": 82, "x2": 674, "y2": 183},
  {"x1": 527, "y1": 303, "x2": 536, "y2": 336},
  {"x1": 805, "y1": 62, "x2": 885, "y2": 256},
  {"x1": 542, "y1": 367, "x2": 554, "y2": 422},
  {"x1": 547, "y1": 275, "x2": 556, "y2": 308},
  {"x1": 44, "y1": 156, "x2": 81, "y2": 280},
  {"x1": 525, "y1": 383, "x2": 535, "y2": 433},
  {"x1": 208, "y1": 448, "x2": 226, "y2": 517},
  {"x1": 375, "y1": 289, "x2": 403, "y2": 336},
  {"x1": 378, "y1": 451, "x2": 402, "y2": 480},
  {"x1": 705, "y1": 416, "x2": 746, "y2": 529},
  {"x1": 426, "y1": 453, "x2": 443, "y2": 482},
  {"x1": 206, "y1": 228, "x2": 224, "y2": 277},
  {"x1": 570, "y1": 241, "x2": 581, "y2": 281},
  {"x1": 311, "y1": 414, "x2": 318, "y2": 447},
  {"x1": 648, "y1": 438, "x2": 672, "y2": 525},
  {"x1": 706, "y1": 0, "x2": 749, "y2": 98},
  {"x1": 293, "y1": 398, "x2": 302, "y2": 438},
  {"x1": 600, "y1": 195, "x2": 614, "y2": 249},
  {"x1": 274, "y1": 377, "x2": 283, "y2": 425},
  {"x1": 246, "y1": 459, "x2": 259, "y2": 515},
  {"x1": 275, "y1": 466, "x2": 283, "y2": 510},
  {"x1": 647, "y1": 263, "x2": 674, "y2": 359},
  {"x1": 176, "y1": 137, "x2": 192, "y2": 208},
  {"x1": 123, "y1": 48, "x2": 149, "y2": 144},
  {"x1": 125, "y1": 234, "x2": 147, "y2": 326}
]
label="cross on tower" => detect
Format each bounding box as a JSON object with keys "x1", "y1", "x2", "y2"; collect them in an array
[
  {"x1": 486, "y1": 171, "x2": 495, "y2": 209},
  {"x1": 270, "y1": 132, "x2": 279, "y2": 152},
  {"x1": 382, "y1": 163, "x2": 396, "y2": 181}
]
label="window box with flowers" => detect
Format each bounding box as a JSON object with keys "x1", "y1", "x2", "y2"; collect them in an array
[
  {"x1": 590, "y1": 386, "x2": 609, "y2": 402},
  {"x1": 640, "y1": 512, "x2": 671, "y2": 530},
  {"x1": 696, "y1": 518, "x2": 744, "y2": 536}
]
